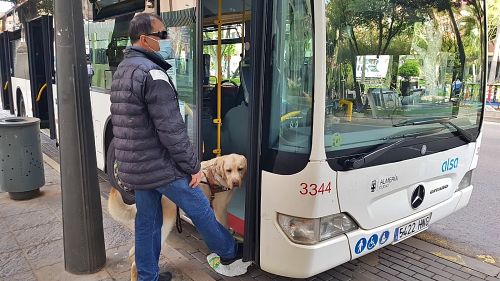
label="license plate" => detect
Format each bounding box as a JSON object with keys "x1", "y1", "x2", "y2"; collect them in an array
[{"x1": 394, "y1": 213, "x2": 432, "y2": 243}]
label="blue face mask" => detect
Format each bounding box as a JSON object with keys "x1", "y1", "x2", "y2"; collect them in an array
[{"x1": 157, "y1": 39, "x2": 173, "y2": 60}]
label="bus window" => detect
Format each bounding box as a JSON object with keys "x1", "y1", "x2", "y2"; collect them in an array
[
  {"x1": 269, "y1": 0, "x2": 314, "y2": 154},
  {"x1": 160, "y1": 0, "x2": 198, "y2": 145},
  {"x1": 88, "y1": 14, "x2": 132, "y2": 90},
  {"x1": 324, "y1": 0, "x2": 484, "y2": 155}
]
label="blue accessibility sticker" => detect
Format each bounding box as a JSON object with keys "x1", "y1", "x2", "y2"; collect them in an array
[
  {"x1": 379, "y1": 231, "x2": 390, "y2": 245},
  {"x1": 367, "y1": 234, "x2": 378, "y2": 250},
  {"x1": 355, "y1": 238, "x2": 367, "y2": 254}
]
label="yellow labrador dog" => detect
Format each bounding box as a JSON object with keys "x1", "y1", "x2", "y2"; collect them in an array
[{"x1": 107, "y1": 154, "x2": 247, "y2": 281}]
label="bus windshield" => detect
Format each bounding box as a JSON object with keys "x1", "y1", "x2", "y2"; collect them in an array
[{"x1": 323, "y1": 0, "x2": 485, "y2": 153}]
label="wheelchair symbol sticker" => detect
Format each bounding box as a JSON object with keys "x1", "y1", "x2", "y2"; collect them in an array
[
  {"x1": 355, "y1": 238, "x2": 366, "y2": 254},
  {"x1": 367, "y1": 234, "x2": 378, "y2": 250},
  {"x1": 379, "y1": 231, "x2": 390, "y2": 245}
]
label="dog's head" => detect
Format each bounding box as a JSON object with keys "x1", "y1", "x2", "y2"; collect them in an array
[{"x1": 214, "y1": 154, "x2": 247, "y2": 189}]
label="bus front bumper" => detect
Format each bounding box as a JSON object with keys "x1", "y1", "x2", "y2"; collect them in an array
[{"x1": 259, "y1": 185, "x2": 473, "y2": 278}]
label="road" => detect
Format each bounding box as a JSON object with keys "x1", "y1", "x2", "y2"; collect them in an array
[{"x1": 417, "y1": 121, "x2": 500, "y2": 265}]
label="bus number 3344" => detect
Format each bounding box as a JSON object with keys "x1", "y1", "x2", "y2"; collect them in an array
[{"x1": 299, "y1": 182, "x2": 332, "y2": 196}]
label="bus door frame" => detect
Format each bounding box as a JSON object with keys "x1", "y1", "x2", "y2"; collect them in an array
[
  {"x1": 0, "y1": 32, "x2": 13, "y2": 111},
  {"x1": 6, "y1": 30, "x2": 20, "y2": 115},
  {"x1": 26, "y1": 15, "x2": 56, "y2": 139},
  {"x1": 0, "y1": 31, "x2": 14, "y2": 114}
]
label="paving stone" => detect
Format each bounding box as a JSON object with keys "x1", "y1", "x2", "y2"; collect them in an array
[
  {"x1": 442, "y1": 266, "x2": 471, "y2": 279},
  {"x1": 103, "y1": 224, "x2": 133, "y2": 250},
  {"x1": 413, "y1": 273, "x2": 435, "y2": 281},
  {"x1": 486, "y1": 277, "x2": 500, "y2": 281},
  {"x1": 424, "y1": 266, "x2": 452, "y2": 278},
  {"x1": 394, "y1": 243, "x2": 416, "y2": 253},
  {"x1": 13, "y1": 221, "x2": 63, "y2": 248},
  {"x1": 0, "y1": 199, "x2": 48, "y2": 218},
  {"x1": 342, "y1": 262, "x2": 359, "y2": 271},
  {"x1": 409, "y1": 265, "x2": 434, "y2": 278},
  {"x1": 102, "y1": 213, "x2": 120, "y2": 229},
  {"x1": 328, "y1": 269, "x2": 351, "y2": 281},
  {"x1": 360, "y1": 263, "x2": 381, "y2": 274},
  {"x1": 400, "y1": 250, "x2": 423, "y2": 260},
  {"x1": 389, "y1": 263, "x2": 414, "y2": 276},
  {"x1": 395, "y1": 273, "x2": 416, "y2": 281},
  {"x1": 376, "y1": 270, "x2": 403, "y2": 281},
  {"x1": 317, "y1": 272, "x2": 334, "y2": 280},
  {"x1": 34, "y1": 262, "x2": 112, "y2": 281},
  {"x1": 0, "y1": 218, "x2": 9, "y2": 234},
  {"x1": 459, "y1": 267, "x2": 487, "y2": 279},
  {"x1": 0, "y1": 231, "x2": 20, "y2": 253},
  {"x1": 433, "y1": 257, "x2": 464, "y2": 270},
  {"x1": 382, "y1": 249, "x2": 407, "y2": 260},
  {"x1": 0, "y1": 270, "x2": 37, "y2": 281},
  {"x1": 105, "y1": 245, "x2": 133, "y2": 276},
  {"x1": 255, "y1": 275, "x2": 273, "y2": 281},
  {"x1": 448, "y1": 276, "x2": 468, "y2": 281},
  {"x1": 413, "y1": 250, "x2": 439, "y2": 261},
  {"x1": 3, "y1": 208, "x2": 57, "y2": 231},
  {"x1": 352, "y1": 270, "x2": 385, "y2": 281},
  {"x1": 419, "y1": 258, "x2": 445, "y2": 270},
  {"x1": 0, "y1": 250, "x2": 31, "y2": 278},
  {"x1": 379, "y1": 253, "x2": 412, "y2": 268},
  {"x1": 431, "y1": 275, "x2": 451, "y2": 281},
  {"x1": 469, "y1": 276, "x2": 488, "y2": 281},
  {"x1": 23, "y1": 239, "x2": 63, "y2": 269},
  {"x1": 375, "y1": 264, "x2": 399, "y2": 276}
]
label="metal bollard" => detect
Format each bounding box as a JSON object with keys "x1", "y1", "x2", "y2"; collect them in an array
[{"x1": 0, "y1": 117, "x2": 45, "y2": 200}]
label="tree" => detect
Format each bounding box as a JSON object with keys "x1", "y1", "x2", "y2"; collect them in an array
[{"x1": 398, "y1": 60, "x2": 420, "y2": 80}]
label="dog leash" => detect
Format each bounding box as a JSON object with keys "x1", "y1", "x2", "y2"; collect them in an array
[{"x1": 175, "y1": 206, "x2": 183, "y2": 233}]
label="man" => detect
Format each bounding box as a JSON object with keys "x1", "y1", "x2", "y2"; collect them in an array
[{"x1": 110, "y1": 13, "x2": 243, "y2": 281}]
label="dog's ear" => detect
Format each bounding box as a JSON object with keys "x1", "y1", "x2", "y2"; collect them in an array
[
  {"x1": 216, "y1": 156, "x2": 226, "y2": 180},
  {"x1": 240, "y1": 156, "x2": 248, "y2": 175}
]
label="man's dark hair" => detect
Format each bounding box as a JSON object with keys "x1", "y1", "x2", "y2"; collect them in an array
[{"x1": 129, "y1": 13, "x2": 163, "y2": 44}]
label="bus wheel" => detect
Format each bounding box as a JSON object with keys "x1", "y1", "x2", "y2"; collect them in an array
[
  {"x1": 106, "y1": 139, "x2": 124, "y2": 190},
  {"x1": 18, "y1": 98, "x2": 26, "y2": 117}
]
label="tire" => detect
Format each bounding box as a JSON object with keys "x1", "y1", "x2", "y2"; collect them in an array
[{"x1": 106, "y1": 138, "x2": 121, "y2": 189}]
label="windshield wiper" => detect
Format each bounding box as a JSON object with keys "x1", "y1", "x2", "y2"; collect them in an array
[
  {"x1": 343, "y1": 127, "x2": 444, "y2": 170},
  {"x1": 393, "y1": 116, "x2": 475, "y2": 143}
]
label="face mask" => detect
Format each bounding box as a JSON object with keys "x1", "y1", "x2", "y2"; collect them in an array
[{"x1": 157, "y1": 39, "x2": 173, "y2": 60}]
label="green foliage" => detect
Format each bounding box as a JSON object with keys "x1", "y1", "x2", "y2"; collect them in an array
[{"x1": 398, "y1": 60, "x2": 420, "y2": 79}]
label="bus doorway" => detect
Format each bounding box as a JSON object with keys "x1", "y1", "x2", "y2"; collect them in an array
[
  {"x1": 198, "y1": 0, "x2": 255, "y2": 249},
  {"x1": 26, "y1": 15, "x2": 56, "y2": 139},
  {"x1": 0, "y1": 32, "x2": 14, "y2": 113}
]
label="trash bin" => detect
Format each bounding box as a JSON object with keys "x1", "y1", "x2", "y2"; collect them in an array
[{"x1": 0, "y1": 117, "x2": 45, "y2": 200}]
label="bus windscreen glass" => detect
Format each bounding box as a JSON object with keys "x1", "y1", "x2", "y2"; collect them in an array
[{"x1": 324, "y1": 0, "x2": 485, "y2": 154}]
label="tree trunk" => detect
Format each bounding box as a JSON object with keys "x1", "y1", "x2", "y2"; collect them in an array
[{"x1": 447, "y1": 6, "x2": 465, "y2": 80}]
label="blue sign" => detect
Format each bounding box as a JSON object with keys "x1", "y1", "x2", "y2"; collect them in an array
[
  {"x1": 367, "y1": 234, "x2": 378, "y2": 250},
  {"x1": 380, "y1": 231, "x2": 390, "y2": 245},
  {"x1": 355, "y1": 238, "x2": 367, "y2": 254},
  {"x1": 441, "y1": 157, "x2": 459, "y2": 172}
]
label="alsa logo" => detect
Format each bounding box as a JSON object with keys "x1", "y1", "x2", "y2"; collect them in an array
[{"x1": 441, "y1": 158, "x2": 459, "y2": 172}]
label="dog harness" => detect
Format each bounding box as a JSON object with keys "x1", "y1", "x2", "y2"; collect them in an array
[{"x1": 201, "y1": 170, "x2": 229, "y2": 205}]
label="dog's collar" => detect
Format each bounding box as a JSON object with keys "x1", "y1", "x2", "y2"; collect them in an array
[{"x1": 201, "y1": 170, "x2": 229, "y2": 195}]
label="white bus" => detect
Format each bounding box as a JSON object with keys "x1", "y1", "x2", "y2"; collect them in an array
[{"x1": 0, "y1": 0, "x2": 487, "y2": 278}]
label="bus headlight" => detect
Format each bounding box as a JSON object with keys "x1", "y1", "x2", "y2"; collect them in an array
[
  {"x1": 457, "y1": 170, "x2": 474, "y2": 191},
  {"x1": 277, "y1": 213, "x2": 358, "y2": 245}
]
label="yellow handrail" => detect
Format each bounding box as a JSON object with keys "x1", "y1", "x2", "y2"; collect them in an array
[
  {"x1": 339, "y1": 99, "x2": 353, "y2": 122},
  {"x1": 213, "y1": 0, "x2": 222, "y2": 157},
  {"x1": 36, "y1": 83, "x2": 47, "y2": 102},
  {"x1": 3, "y1": 81, "x2": 8, "y2": 91},
  {"x1": 280, "y1": 111, "x2": 301, "y2": 122}
]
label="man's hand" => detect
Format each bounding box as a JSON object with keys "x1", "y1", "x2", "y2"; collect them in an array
[{"x1": 189, "y1": 170, "x2": 202, "y2": 188}]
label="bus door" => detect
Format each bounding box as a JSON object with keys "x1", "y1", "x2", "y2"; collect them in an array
[
  {"x1": 198, "y1": 0, "x2": 260, "y2": 260},
  {"x1": 0, "y1": 32, "x2": 14, "y2": 113},
  {"x1": 26, "y1": 15, "x2": 57, "y2": 139}
]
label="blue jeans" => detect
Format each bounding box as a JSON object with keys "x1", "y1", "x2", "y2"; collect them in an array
[{"x1": 134, "y1": 177, "x2": 237, "y2": 281}]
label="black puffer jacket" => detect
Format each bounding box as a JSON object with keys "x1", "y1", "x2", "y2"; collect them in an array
[{"x1": 110, "y1": 47, "x2": 200, "y2": 190}]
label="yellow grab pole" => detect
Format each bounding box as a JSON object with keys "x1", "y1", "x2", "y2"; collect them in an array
[
  {"x1": 339, "y1": 99, "x2": 353, "y2": 122},
  {"x1": 213, "y1": 0, "x2": 222, "y2": 157},
  {"x1": 3, "y1": 81, "x2": 8, "y2": 91},
  {"x1": 36, "y1": 83, "x2": 47, "y2": 102}
]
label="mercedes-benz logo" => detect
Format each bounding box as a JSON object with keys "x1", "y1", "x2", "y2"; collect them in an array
[{"x1": 411, "y1": 185, "x2": 425, "y2": 209}]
